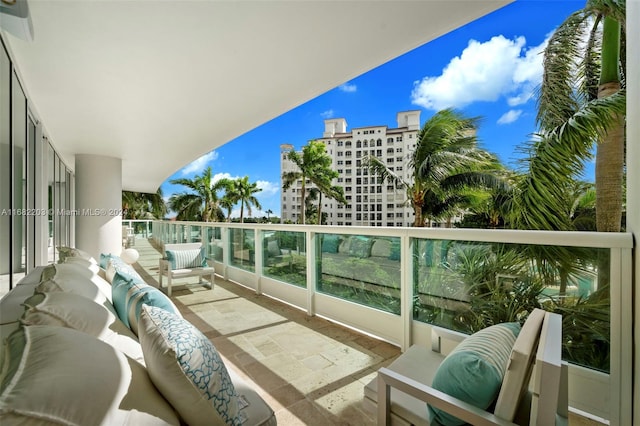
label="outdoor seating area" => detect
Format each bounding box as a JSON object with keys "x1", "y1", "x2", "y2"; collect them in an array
[
  {"x1": 158, "y1": 242, "x2": 215, "y2": 296},
  {"x1": 365, "y1": 309, "x2": 567, "y2": 425}
]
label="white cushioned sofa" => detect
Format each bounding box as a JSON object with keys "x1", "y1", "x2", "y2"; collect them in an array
[{"x1": 0, "y1": 248, "x2": 277, "y2": 426}]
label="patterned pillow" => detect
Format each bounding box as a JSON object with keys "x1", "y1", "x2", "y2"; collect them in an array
[
  {"x1": 138, "y1": 305, "x2": 245, "y2": 425},
  {"x1": 105, "y1": 256, "x2": 144, "y2": 284},
  {"x1": 428, "y1": 322, "x2": 521, "y2": 426},
  {"x1": 165, "y1": 248, "x2": 207, "y2": 270}
]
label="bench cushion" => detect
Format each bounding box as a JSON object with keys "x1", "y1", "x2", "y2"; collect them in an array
[
  {"x1": 165, "y1": 248, "x2": 206, "y2": 270},
  {"x1": 364, "y1": 345, "x2": 444, "y2": 425},
  {"x1": 428, "y1": 322, "x2": 520, "y2": 426}
]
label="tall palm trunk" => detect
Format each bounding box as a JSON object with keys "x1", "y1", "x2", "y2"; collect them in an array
[
  {"x1": 300, "y1": 180, "x2": 306, "y2": 225},
  {"x1": 412, "y1": 192, "x2": 425, "y2": 227},
  {"x1": 595, "y1": 16, "x2": 624, "y2": 232},
  {"x1": 317, "y1": 192, "x2": 323, "y2": 225}
]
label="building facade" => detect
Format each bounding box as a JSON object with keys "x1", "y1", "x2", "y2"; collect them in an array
[{"x1": 281, "y1": 111, "x2": 427, "y2": 227}]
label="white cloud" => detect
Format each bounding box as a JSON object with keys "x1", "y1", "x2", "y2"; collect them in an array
[
  {"x1": 411, "y1": 35, "x2": 548, "y2": 111},
  {"x1": 256, "y1": 180, "x2": 279, "y2": 196},
  {"x1": 339, "y1": 83, "x2": 357, "y2": 93},
  {"x1": 321, "y1": 109, "x2": 334, "y2": 119},
  {"x1": 180, "y1": 151, "x2": 218, "y2": 175},
  {"x1": 212, "y1": 172, "x2": 234, "y2": 183},
  {"x1": 497, "y1": 109, "x2": 523, "y2": 125}
]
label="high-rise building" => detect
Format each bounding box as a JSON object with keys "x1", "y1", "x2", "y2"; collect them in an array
[{"x1": 280, "y1": 111, "x2": 422, "y2": 226}]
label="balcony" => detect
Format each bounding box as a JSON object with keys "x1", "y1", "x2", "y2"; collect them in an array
[{"x1": 147, "y1": 220, "x2": 633, "y2": 425}]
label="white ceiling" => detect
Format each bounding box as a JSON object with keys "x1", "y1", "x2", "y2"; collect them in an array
[{"x1": 3, "y1": 0, "x2": 511, "y2": 193}]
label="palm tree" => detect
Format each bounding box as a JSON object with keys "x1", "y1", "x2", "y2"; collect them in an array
[
  {"x1": 363, "y1": 108, "x2": 504, "y2": 227},
  {"x1": 265, "y1": 209, "x2": 273, "y2": 222},
  {"x1": 282, "y1": 141, "x2": 337, "y2": 225},
  {"x1": 309, "y1": 166, "x2": 346, "y2": 225},
  {"x1": 122, "y1": 188, "x2": 166, "y2": 220},
  {"x1": 535, "y1": 0, "x2": 626, "y2": 232},
  {"x1": 168, "y1": 167, "x2": 228, "y2": 221},
  {"x1": 230, "y1": 176, "x2": 262, "y2": 223}
]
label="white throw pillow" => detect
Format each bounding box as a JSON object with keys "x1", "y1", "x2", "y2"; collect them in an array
[
  {"x1": 39, "y1": 263, "x2": 113, "y2": 303},
  {"x1": 138, "y1": 305, "x2": 245, "y2": 425},
  {"x1": 56, "y1": 246, "x2": 97, "y2": 264},
  {"x1": 0, "y1": 325, "x2": 180, "y2": 425},
  {"x1": 21, "y1": 291, "x2": 145, "y2": 365}
]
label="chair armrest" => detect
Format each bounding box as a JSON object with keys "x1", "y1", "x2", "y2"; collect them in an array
[
  {"x1": 431, "y1": 325, "x2": 468, "y2": 353},
  {"x1": 377, "y1": 367, "x2": 517, "y2": 426},
  {"x1": 159, "y1": 258, "x2": 171, "y2": 272}
]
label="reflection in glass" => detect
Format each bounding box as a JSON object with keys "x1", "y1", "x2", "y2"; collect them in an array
[
  {"x1": 229, "y1": 228, "x2": 254, "y2": 271},
  {"x1": 47, "y1": 143, "x2": 55, "y2": 263},
  {"x1": 411, "y1": 238, "x2": 609, "y2": 372},
  {"x1": 262, "y1": 230, "x2": 306, "y2": 288},
  {"x1": 26, "y1": 117, "x2": 36, "y2": 271},
  {"x1": 12, "y1": 71, "x2": 27, "y2": 280},
  {"x1": 205, "y1": 227, "x2": 223, "y2": 262},
  {"x1": 316, "y1": 234, "x2": 401, "y2": 314},
  {"x1": 0, "y1": 47, "x2": 10, "y2": 286}
]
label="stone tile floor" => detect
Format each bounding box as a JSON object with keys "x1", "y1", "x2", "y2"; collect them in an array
[{"x1": 132, "y1": 237, "x2": 604, "y2": 426}]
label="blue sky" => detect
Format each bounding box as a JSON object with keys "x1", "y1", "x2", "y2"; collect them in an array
[{"x1": 161, "y1": 0, "x2": 586, "y2": 219}]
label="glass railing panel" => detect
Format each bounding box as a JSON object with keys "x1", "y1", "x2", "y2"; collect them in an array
[
  {"x1": 168, "y1": 223, "x2": 176, "y2": 243},
  {"x1": 229, "y1": 228, "x2": 254, "y2": 271},
  {"x1": 204, "y1": 226, "x2": 223, "y2": 262},
  {"x1": 262, "y1": 230, "x2": 307, "y2": 288},
  {"x1": 316, "y1": 233, "x2": 401, "y2": 314},
  {"x1": 189, "y1": 225, "x2": 202, "y2": 243},
  {"x1": 412, "y1": 238, "x2": 610, "y2": 372}
]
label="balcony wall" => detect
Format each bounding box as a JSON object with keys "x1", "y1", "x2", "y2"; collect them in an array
[{"x1": 150, "y1": 220, "x2": 633, "y2": 424}]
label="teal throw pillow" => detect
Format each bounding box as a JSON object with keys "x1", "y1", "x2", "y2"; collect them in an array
[
  {"x1": 321, "y1": 234, "x2": 340, "y2": 253},
  {"x1": 348, "y1": 236, "x2": 373, "y2": 258},
  {"x1": 111, "y1": 271, "x2": 180, "y2": 334},
  {"x1": 428, "y1": 322, "x2": 521, "y2": 426},
  {"x1": 111, "y1": 271, "x2": 140, "y2": 327},
  {"x1": 388, "y1": 239, "x2": 401, "y2": 260}
]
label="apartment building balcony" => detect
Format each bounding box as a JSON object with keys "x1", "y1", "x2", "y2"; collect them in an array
[{"x1": 148, "y1": 220, "x2": 633, "y2": 425}]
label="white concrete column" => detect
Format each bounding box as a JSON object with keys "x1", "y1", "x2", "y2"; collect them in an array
[
  {"x1": 74, "y1": 154, "x2": 122, "y2": 259},
  {"x1": 628, "y1": 1, "x2": 639, "y2": 423}
]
